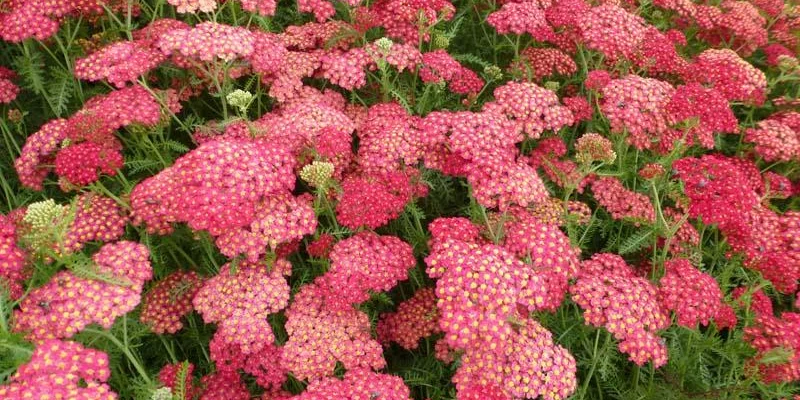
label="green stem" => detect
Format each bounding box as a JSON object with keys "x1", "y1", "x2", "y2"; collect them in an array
[{"x1": 84, "y1": 327, "x2": 153, "y2": 385}]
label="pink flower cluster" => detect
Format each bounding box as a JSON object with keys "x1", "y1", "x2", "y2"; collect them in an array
[
  {"x1": 591, "y1": 177, "x2": 655, "y2": 224},
  {"x1": 209, "y1": 331, "x2": 288, "y2": 392},
  {"x1": 131, "y1": 138, "x2": 315, "y2": 260},
  {"x1": 193, "y1": 259, "x2": 290, "y2": 354},
  {"x1": 0, "y1": 66, "x2": 19, "y2": 103},
  {"x1": 13, "y1": 241, "x2": 152, "y2": 341},
  {"x1": 0, "y1": 0, "x2": 102, "y2": 42},
  {"x1": 75, "y1": 40, "x2": 166, "y2": 88},
  {"x1": 487, "y1": 2, "x2": 555, "y2": 41},
  {"x1": 503, "y1": 209, "x2": 580, "y2": 310},
  {"x1": 420, "y1": 50, "x2": 484, "y2": 95},
  {"x1": 744, "y1": 312, "x2": 800, "y2": 383},
  {"x1": 425, "y1": 233, "x2": 578, "y2": 398},
  {"x1": 485, "y1": 81, "x2": 574, "y2": 139},
  {"x1": 62, "y1": 193, "x2": 128, "y2": 254},
  {"x1": 577, "y1": 5, "x2": 647, "y2": 62},
  {"x1": 0, "y1": 213, "x2": 26, "y2": 299},
  {"x1": 683, "y1": 49, "x2": 767, "y2": 105},
  {"x1": 377, "y1": 287, "x2": 439, "y2": 350},
  {"x1": 335, "y1": 171, "x2": 417, "y2": 230},
  {"x1": 511, "y1": 48, "x2": 577, "y2": 82},
  {"x1": 140, "y1": 270, "x2": 204, "y2": 334},
  {"x1": 157, "y1": 22, "x2": 255, "y2": 62},
  {"x1": 322, "y1": 232, "x2": 416, "y2": 309},
  {"x1": 365, "y1": 0, "x2": 455, "y2": 43},
  {"x1": 291, "y1": 369, "x2": 411, "y2": 400},
  {"x1": 658, "y1": 259, "x2": 724, "y2": 327},
  {"x1": 452, "y1": 318, "x2": 577, "y2": 400},
  {"x1": 600, "y1": 75, "x2": 674, "y2": 151},
  {"x1": 281, "y1": 280, "x2": 385, "y2": 381},
  {"x1": 0, "y1": 339, "x2": 116, "y2": 399},
  {"x1": 745, "y1": 118, "x2": 800, "y2": 162},
  {"x1": 570, "y1": 254, "x2": 670, "y2": 367},
  {"x1": 15, "y1": 86, "x2": 165, "y2": 190}
]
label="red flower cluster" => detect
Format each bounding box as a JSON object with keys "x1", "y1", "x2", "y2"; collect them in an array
[
  {"x1": 140, "y1": 270, "x2": 204, "y2": 334},
  {"x1": 600, "y1": 75, "x2": 674, "y2": 151},
  {"x1": 377, "y1": 287, "x2": 439, "y2": 350},
  {"x1": 62, "y1": 193, "x2": 128, "y2": 254},
  {"x1": 13, "y1": 241, "x2": 152, "y2": 341},
  {"x1": 291, "y1": 369, "x2": 411, "y2": 400},
  {"x1": 322, "y1": 232, "x2": 416, "y2": 309},
  {"x1": 744, "y1": 312, "x2": 800, "y2": 383},
  {"x1": 420, "y1": 50, "x2": 484, "y2": 95},
  {"x1": 0, "y1": 213, "x2": 26, "y2": 299},
  {"x1": 591, "y1": 177, "x2": 655, "y2": 223},
  {"x1": 658, "y1": 259, "x2": 724, "y2": 327},
  {"x1": 0, "y1": 66, "x2": 19, "y2": 103},
  {"x1": 0, "y1": 339, "x2": 116, "y2": 398},
  {"x1": 663, "y1": 83, "x2": 737, "y2": 151},
  {"x1": 673, "y1": 154, "x2": 759, "y2": 234},
  {"x1": 15, "y1": 86, "x2": 165, "y2": 190},
  {"x1": 193, "y1": 259, "x2": 290, "y2": 354},
  {"x1": 570, "y1": 254, "x2": 670, "y2": 367},
  {"x1": 281, "y1": 280, "x2": 385, "y2": 381}
]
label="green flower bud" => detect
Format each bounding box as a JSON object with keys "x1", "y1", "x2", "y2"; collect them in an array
[
  {"x1": 300, "y1": 161, "x2": 335, "y2": 188},
  {"x1": 23, "y1": 199, "x2": 65, "y2": 231},
  {"x1": 226, "y1": 89, "x2": 254, "y2": 114}
]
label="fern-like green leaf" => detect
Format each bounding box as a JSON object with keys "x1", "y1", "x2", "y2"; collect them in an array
[
  {"x1": 450, "y1": 53, "x2": 491, "y2": 68},
  {"x1": 618, "y1": 228, "x2": 654, "y2": 255},
  {"x1": 46, "y1": 67, "x2": 74, "y2": 116}
]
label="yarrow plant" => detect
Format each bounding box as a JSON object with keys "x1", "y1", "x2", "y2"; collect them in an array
[{"x1": 0, "y1": 0, "x2": 799, "y2": 399}]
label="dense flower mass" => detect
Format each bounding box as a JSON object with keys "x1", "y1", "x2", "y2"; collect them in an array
[
  {"x1": 62, "y1": 193, "x2": 128, "y2": 253},
  {"x1": 377, "y1": 287, "x2": 439, "y2": 349},
  {"x1": 658, "y1": 259, "x2": 724, "y2": 327},
  {"x1": 2, "y1": 0, "x2": 800, "y2": 396},
  {"x1": 571, "y1": 254, "x2": 670, "y2": 367},
  {"x1": 591, "y1": 177, "x2": 655, "y2": 223},
  {"x1": 684, "y1": 49, "x2": 767, "y2": 104},
  {"x1": 601, "y1": 75, "x2": 674, "y2": 151},
  {"x1": 335, "y1": 171, "x2": 417, "y2": 229},
  {"x1": 0, "y1": 214, "x2": 26, "y2": 299},
  {"x1": 323, "y1": 232, "x2": 416, "y2": 308},
  {"x1": 75, "y1": 40, "x2": 166, "y2": 87},
  {"x1": 193, "y1": 259, "x2": 290, "y2": 354},
  {"x1": 292, "y1": 369, "x2": 412, "y2": 400},
  {"x1": 0, "y1": 339, "x2": 116, "y2": 398},
  {"x1": 140, "y1": 270, "x2": 204, "y2": 334},
  {"x1": 0, "y1": 66, "x2": 19, "y2": 103},
  {"x1": 744, "y1": 312, "x2": 800, "y2": 383},
  {"x1": 577, "y1": 5, "x2": 647, "y2": 62},
  {"x1": 13, "y1": 241, "x2": 152, "y2": 341},
  {"x1": 281, "y1": 280, "x2": 386, "y2": 381}
]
